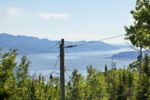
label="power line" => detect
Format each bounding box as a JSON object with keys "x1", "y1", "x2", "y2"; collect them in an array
[
  {"x1": 50, "y1": 41, "x2": 61, "y2": 48},
  {"x1": 76, "y1": 34, "x2": 125, "y2": 47},
  {"x1": 51, "y1": 55, "x2": 60, "y2": 74},
  {"x1": 64, "y1": 34, "x2": 125, "y2": 48},
  {"x1": 65, "y1": 48, "x2": 74, "y2": 72}
]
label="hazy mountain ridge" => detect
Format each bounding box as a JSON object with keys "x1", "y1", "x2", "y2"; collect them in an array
[
  {"x1": 0, "y1": 33, "x2": 126, "y2": 54},
  {"x1": 112, "y1": 51, "x2": 138, "y2": 59}
]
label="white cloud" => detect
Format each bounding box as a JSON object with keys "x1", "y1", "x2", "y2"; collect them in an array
[
  {"x1": 0, "y1": 7, "x2": 21, "y2": 21},
  {"x1": 39, "y1": 13, "x2": 70, "y2": 20}
]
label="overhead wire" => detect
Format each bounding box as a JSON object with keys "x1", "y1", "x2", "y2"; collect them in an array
[
  {"x1": 64, "y1": 48, "x2": 73, "y2": 82},
  {"x1": 28, "y1": 33, "x2": 127, "y2": 80},
  {"x1": 26, "y1": 33, "x2": 150, "y2": 99},
  {"x1": 65, "y1": 48, "x2": 74, "y2": 72},
  {"x1": 16, "y1": 33, "x2": 149, "y2": 99},
  {"x1": 74, "y1": 34, "x2": 126, "y2": 47},
  {"x1": 64, "y1": 33, "x2": 127, "y2": 73},
  {"x1": 51, "y1": 55, "x2": 60, "y2": 74}
]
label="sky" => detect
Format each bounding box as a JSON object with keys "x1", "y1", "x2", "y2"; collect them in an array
[{"x1": 0, "y1": 0, "x2": 136, "y2": 44}]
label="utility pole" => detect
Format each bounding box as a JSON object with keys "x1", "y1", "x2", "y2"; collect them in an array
[{"x1": 60, "y1": 39, "x2": 65, "y2": 100}]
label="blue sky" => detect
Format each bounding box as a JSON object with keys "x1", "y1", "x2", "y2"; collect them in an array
[{"x1": 0, "y1": 0, "x2": 136, "y2": 44}]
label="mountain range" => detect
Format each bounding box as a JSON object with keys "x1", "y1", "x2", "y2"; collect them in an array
[
  {"x1": 112, "y1": 51, "x2": 138, "y2": 59},
  {"x1": 0, "y1": 33, "x2": 128, "y2": 55}
]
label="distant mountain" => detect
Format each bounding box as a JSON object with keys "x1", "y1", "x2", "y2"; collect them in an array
[
  {"x1": 112, "y1": 51, "x2": 138, "y2": 59},
  {"x1": 0, "y1": 33, "x2": 126, "y2": 54}
]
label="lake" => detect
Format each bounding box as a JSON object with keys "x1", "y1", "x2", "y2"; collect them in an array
[{"x1": 16, "y1": 48, "x2": 135, "y2": 80}]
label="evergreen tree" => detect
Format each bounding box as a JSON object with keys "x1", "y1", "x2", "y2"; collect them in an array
[
  {"x1": 86, "y1": 65, "x2": 108, "y2": 100},
  {"x1": 70, "y1": 69, "x2": 86, "y2": 100},
  {"x1": 0, "y1": 49, "x2": 17, "y2": 99},
  {"x1": 137, "y1": 54, "x2": 150, "y2": 100}
]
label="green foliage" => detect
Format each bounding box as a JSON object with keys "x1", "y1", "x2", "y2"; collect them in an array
[
  {"x1": 0, "y1": 49, "x2": 150, "y2": 100},
  {"x1": 0, "y1": 49, "x2": 17, "y2": 100},
  {"x1": 125, "y1": 0, "x2": 150, "y2": 49},
  {"x1": 86, "y1": 65, "x2": 108, "y2": 100},
  {"x1": 68, "y1": 69, "x2": 86, "y2": 100}
]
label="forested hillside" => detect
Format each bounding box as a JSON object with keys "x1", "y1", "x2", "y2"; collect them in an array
[
  {"x1": 1, "y1": 0, "x2": 150, "y2": 100},
  {"x1": 0, "y1": 49, "x2": 150, "y2": 100}
]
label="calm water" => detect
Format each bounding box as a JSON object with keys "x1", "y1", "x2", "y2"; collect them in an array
[{"x1": 16, "y1": 48, "x2": 135, "y2": 79}]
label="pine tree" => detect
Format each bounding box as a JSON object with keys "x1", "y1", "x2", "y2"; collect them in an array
[
  {"x1": 86, "y1": 65, "x2": 108, "y2": 100},
  {"x1": 69, "y1": 69, "x2": 86, "y2": 100},
  {"x1": 0, "y1": 49, "x2": 17, "y2": 99}
]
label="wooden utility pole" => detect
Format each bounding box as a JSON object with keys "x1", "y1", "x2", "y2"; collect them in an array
[{"x1": 60, "y1": 39, "x2": 65, "y2": 100}]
